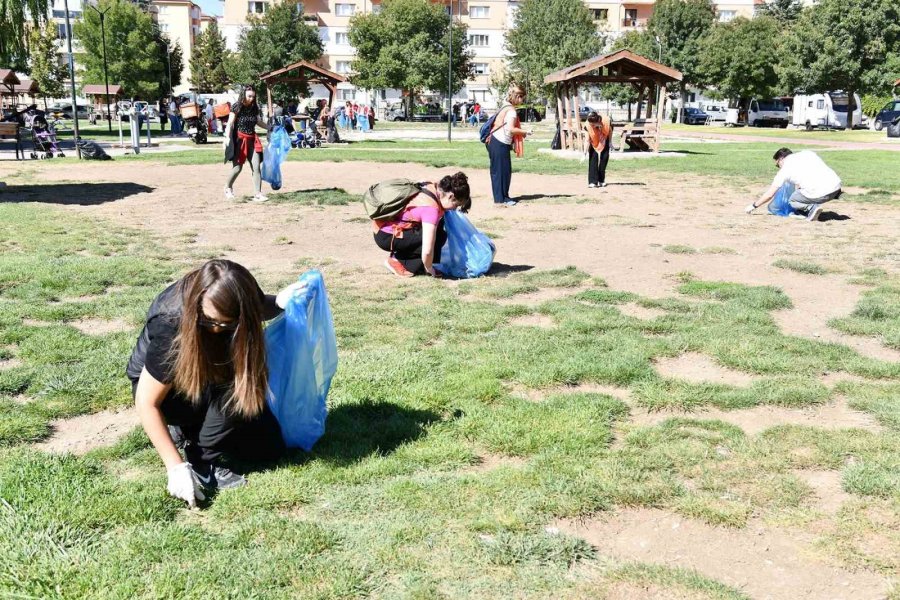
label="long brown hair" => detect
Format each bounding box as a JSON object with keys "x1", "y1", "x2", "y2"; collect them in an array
[{"x1": 170, "y1": 260, "x2": 267, "y2": 418}]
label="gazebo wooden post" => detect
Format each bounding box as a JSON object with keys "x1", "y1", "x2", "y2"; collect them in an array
[
  {"x1": 655, "y1": 81, "x2": 667, "y2": 153},
  {"x1": 556, "y1": 83, "x2": 565, "y2": 148},
  {"x1": 572, "y1": 83, "x2": 584, "y2": 152},
  {"x1": 565, "y1": 83, "x2": 575, "y2": 150},
  {"x1": 266, "y1": 84, "x2": 273, "y2": 120},
  {"x1": 325, "y1": 83, "x2": 336, "y2": 111}
]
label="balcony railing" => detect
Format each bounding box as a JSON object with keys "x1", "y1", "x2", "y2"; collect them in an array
[{"x1": 622, "y1": 18, "x2": 646, "y2": 28}]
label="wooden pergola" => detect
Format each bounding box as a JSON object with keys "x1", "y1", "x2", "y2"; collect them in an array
[
  {"x1": 0, "y1": 69, "x2": 22, "y2": 109},
  {"x1": 258, "y1": 60, "x2": 346, "y2": 118},
  {"x1": 544, "y1": 50, "x2": 682, "y2": 153},
  {"x1": 82, "y1": 84, "x2": 123, "y2": 112}
]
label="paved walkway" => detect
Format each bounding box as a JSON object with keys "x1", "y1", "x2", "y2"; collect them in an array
[{"x1": 670, "y1": 128, "x2": 900, "y2": 151}]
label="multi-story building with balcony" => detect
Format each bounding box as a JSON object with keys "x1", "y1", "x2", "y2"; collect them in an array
[
  {"x1": 220, "y1": 0, "x2": 765, "y2": 108},
  {"x1": 150, "y1": 0, "x2": 209, "y2": 94}
]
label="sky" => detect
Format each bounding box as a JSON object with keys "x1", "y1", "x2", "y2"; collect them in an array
[{"x1": 194, "y1": 0, "x2": 222, "y2": 17}]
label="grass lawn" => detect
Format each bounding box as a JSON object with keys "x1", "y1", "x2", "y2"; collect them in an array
[{"x1": 1, "y1": 193, "x2": 899, "y2": 597}]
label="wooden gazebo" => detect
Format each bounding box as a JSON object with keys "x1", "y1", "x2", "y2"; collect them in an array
[
  {"x1": 544, "y1": 50, "x2": 682, "y2": 153},
  {"x1": 258, "y1": 60, "x2": 346, "y2": 118},
  {"x1": 0, "y1": 69, "x2": 22, "y2": 109},
  {"x1": 11, "y1": 79, "x2": 39, "y2": 106}
]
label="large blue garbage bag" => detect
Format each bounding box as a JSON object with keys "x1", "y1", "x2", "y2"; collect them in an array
[
  {"x1": 437, "y1": 210, "x2": 496, "y2": 278},
  {"x1": 261, "y1": 125, "x2": 291, "y2": 191},
  {"x1": 265, "y1": 270, "x2": 337, "y2": 451},
  {"x1": 768, "y1": 182, "x2": 796, "y2": 217}
]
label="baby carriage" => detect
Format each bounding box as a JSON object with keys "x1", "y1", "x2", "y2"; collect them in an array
[
  {"x1": 26, "y1": 110, "x2": 64, "y2": 159},
  {"x1": 291, "y1": 122, "x2": 322, "y2": 149}
]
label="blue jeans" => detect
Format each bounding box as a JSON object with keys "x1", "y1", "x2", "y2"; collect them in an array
[
  {"x1": 487, "y1": 136, "x2": 512, "y2": 203},
  {"x1": 170, "y1": 115, "x2": 182, "y2": 134}
]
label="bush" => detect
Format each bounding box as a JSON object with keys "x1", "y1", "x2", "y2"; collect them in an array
[{"x1": 861, "y1": 94, "x2": 892, "y2": 118}]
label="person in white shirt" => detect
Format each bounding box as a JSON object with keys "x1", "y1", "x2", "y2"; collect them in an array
[
  {"x1": 746, "y1": 147, "x2": 842, "y2": 222},
  {"x1": 485, "y1": 84, "x2": 531, "y2": 206}
]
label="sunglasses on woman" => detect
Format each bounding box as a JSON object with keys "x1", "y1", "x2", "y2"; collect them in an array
[{"x1": 197, "y1": 316, "x2": 239, "y2": 331}]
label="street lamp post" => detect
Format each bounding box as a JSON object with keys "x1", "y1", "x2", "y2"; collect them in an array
[
  {"x1": 87, "y1": 2, "x2": 112, "y2": 132},
  {"x1": 63, "y1": 0, "x2": 81, "y2": 158},
  {"x1": 447, "y1": 1, "x2": 453, "y2": 143}
]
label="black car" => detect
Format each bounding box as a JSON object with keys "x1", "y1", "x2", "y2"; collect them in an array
[
  {"x1": 681, "y1": 107, "x2": 709, "y2": 125},
  {"x1": 873, "y1": 99, "x2": 900, "y2": 131}
]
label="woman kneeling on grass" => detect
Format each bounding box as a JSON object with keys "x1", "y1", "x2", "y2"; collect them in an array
[
  {"x1": 376, "y1": 172, "x2": 472, "y2": 278},
  {"x1": 127, "y1": 259, "x2": 303, "y2": 507}
]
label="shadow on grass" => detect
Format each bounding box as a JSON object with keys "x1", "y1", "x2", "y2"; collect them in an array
[
  {"x1": 514, "y1": 193, "x2": 575, "y2": 202},
  {"x1": 819, "y1": 211, "x2": 850, "y2": 222},
  {"x1": 0, "y1": 182, "x2": 154, "y2": 205},
  {"x1": 304, "y1": 400, "x2": 443, "y2": 466},
  {"x1": 488, "y1": 263, "x2": 535, "y2": 277}
]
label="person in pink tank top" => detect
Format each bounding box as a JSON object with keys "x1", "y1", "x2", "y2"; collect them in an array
[{"x1": 374, "y1": 172, "x2": 472, "y2": 277}]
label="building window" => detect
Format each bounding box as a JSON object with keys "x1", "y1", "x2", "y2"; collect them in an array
[
  {"x1": 591, "y1": 8, "x2": 608, "y2": 21},
  {"x1": 624, "y1": 9, "x2": 638, "y2": 26},
  {"x1": 335, "y1": 3, "x2": 355, "y2": 17},
  {"x1": 372, "y1": 4, "x2": 382, "y2": 14},
  {"x1": 473, "y1": 63, "x2": 489, "y2": 75},
  {"x1": 57, "y1": 22, "x2": 72, "y2": 40},
  {"x1": 158, "y1": 23, "x2": 170, "y2": 32},
  {"x1": 470, "y1": 6, "x2": 489, "y2": 18},
  {"x1": 718, "y1": 10, "x2": 736, "y2": 22},
  {"x1": 248, "y1": 1, "x2": 267, "y2": 14},
  {"x1": 469, "y1": 34, "x2": 489, "y2": 47},
  {"x1": 335, "y1": 31, "x2": 350, "y2": 45},
  {"x1": 336, "y1": 61, "x2": 352, "y2": 74},
  {"x1": 338, "y1": 89, "x2": 356, "y2": 101}
]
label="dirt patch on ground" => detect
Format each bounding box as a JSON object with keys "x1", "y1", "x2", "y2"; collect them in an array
[
  {"x1": 599, "y1": 581, "x2": 704, "y2": 600},
  {"x1": 496, "y1": 287, "x2": 581, "y2": 306},
  {"x1": 555, "y1": 508, "x2": 890, "y2": 600},
  {"x1": 508, "y1": 313, "x2": 556, "y2": 329},
  {"x1": 22, "y1": 319, "x2": 52, "y2": 327},
  {"x1": 0, "y1": 358, "x2": 22, "y2": 370},
  {"x1": 460, "y1": 453, "x2": 527, "y2": 474},
  {"x1": 33, "y1": 408, "x2": 140, "y2": 455},
  {"x1": 70, "y1": 317, "x2": 132, "y2": 336},
  {"x1": 654, "y1": 353, "x2": 759, "y2": 387},
  {"x1": 509, "y1": 382, "x2": 631, "y2": 402},
  {"x1": 629, "y1": 396, "x2": 882, "y2": 435},
  {"x1": 794, "y1": 470, "x2": 852, "y2": 515},
  {"x1": 617, "y1": 303, "x2": 668, "y2": 320},
  {"x1": 774, "y1": 310, "x2": 900, "y2": 363}
]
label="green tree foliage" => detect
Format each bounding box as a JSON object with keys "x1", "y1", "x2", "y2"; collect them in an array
[
  {"x1": 74, "y1": 0, "x2": 166, "y2": 99},
  {"x1": 349, "y1": 0, "x2": 471, "y2": 104},
  {"x1": 600, "y1": 31, "x2": 656, "y2": 118},
  {"x1": 165, "y1": 38, "x2": 184, "y2": 91},
  {"x1": 189, "y1": 21, "x2": 230, "y2": 93},
  {"x1": 755, "y1": 0, "x2": 802, "y2": 25},
  {"x1": 779, "y1": 0, "x2": 900, "y2": 128},
  {"x1": 647, "y1": 0, "x2": 716, "y2": 118},
  {"x1": 229, "y1": 0, "x2": 323, "y2": 100},
  {"x1": 27, "y1": 25, "x2": 67, "y2": 100},
  {"x1": 505, "y1": 0, "x2": 603, "y2": 98},
  {"x1": 699, "y1": 16, "x2": 782, "y2": 107},
  {"x1": 0, "y1": 0, "x2": 49, "y2": 69}
]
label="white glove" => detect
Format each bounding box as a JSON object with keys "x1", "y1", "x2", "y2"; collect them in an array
[
  {"x1": 275, "y1": 281, "x2": 307, "y2": 309},
  {"x1": 744, "y1": 203, "x2": 756, "y2": 214},
  {"x1": 166, "y1": 462, "x2": 205, "y2": 508}
]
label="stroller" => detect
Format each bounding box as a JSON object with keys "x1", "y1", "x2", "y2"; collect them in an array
[
  {"x1": 26, "y1": 109, "x2": 64, "y2": 159},
  {"x1": 292, "y1": 122, "x2": 322, "y2": 149}
]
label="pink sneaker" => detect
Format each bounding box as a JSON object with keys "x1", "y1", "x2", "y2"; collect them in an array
[{"x1": 384, "y1": 257, "x2": 414, "y2": 278}]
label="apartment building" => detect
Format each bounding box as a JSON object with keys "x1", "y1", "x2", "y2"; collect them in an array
[
  {"x1": 220, "y1": 0, "x2": 765, "y2": 107},
  {"x1": 150, "y1": 0, "x2": 207, "y2": 94},
  {"x1": 50, "y1": 0, "x2": 83, "y2": 98}
]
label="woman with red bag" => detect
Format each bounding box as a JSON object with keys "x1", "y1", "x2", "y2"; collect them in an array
[{"x1": 223, "y1": 86, "x2": 268, "y2": 203}]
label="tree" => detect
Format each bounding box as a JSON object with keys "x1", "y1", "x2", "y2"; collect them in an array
[
  {"x1": 699, "y1": 16, "x2": 783, "y2": 108},
  {"x1": 74, "y1": 0, "x2": 167, "y2": 99},
  {"x1": 505, "y1": 0, "x2": 603, "y2": 99},
  {"x1": 0, "y1": 0, "x2": 49, "y2": 69},
  {"x1": 647, "y1": 0, "x2": 717, "y2": 122},
  {"x1": 755, "y1": 0, "x2": 802, "y2": 25},
  {"x1": 229, "y1": 0, "x2": 323, "y2": 100},
  {"x1": 28, "y1": 25, "x2": 67, "y2": 102},
  {"x1": 166, "y1": 39, "x2": 184, "y2": 91},
  {"x1": 601, "y1": 31, "x2": 657, "y2": 120},
  {"x1": 779, "y1": 0, "x2": 900, "y2": 128},
  {"x1": 349, "y1": 0, "x2": 471, "y2": 114},
  {"x1": 190, "y1": 20, "x2": 230, "y2": 93}
]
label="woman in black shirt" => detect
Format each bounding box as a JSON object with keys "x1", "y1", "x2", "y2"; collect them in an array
[
  {"x1": 224, "y1": 86, "x2": 267, "y2": 202},
  {"x1": 128, "y1": 259, "x2": 304, "y2": 507}
]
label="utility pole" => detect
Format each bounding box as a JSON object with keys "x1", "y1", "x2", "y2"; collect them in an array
[
  {"x1": 88, "y1": 2, "x2": 112, "y2": 132},
  {"x1": 447, "y1": 0, "x2": 453, "y2": 143},
  {"x1": 63, "y1": 0, "x2": 81, "y2": 158}
]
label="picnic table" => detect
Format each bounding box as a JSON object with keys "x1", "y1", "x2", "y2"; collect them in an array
[{"x1": 616, "y1": 118, "x2": 658, "y2": 152}]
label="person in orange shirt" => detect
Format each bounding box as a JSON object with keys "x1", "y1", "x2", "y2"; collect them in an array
[{"x1": 584, "y1": 112, "x2": 612, "y2": 188}]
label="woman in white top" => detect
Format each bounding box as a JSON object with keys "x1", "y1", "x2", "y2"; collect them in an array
[{"x1": 485, "y1": 84, "x2": 531, "y2": 206}]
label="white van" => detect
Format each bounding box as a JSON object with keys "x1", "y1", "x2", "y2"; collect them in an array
[
  {"x1": 792, "y1": 91, "x2": 863, "y2": 130},
  {"x1": 747, "y1": 98, "x2": 789, "y2": 127}
]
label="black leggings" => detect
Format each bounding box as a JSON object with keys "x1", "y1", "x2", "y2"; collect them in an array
[
  {"x1": 133, "y1": 382, "x2": 285, "y2": 464},
  {"x1": 588, "y1": 138, "x2": 610, "y2": 185},
  {"x1": 374, "y1": 222, "x2": 447, "y2": 275}
]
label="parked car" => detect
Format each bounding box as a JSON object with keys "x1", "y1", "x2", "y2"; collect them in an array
[
  {"x1": 703, "y1": 105, "x2": 727, "y2": 123},
  {"x1": 48, "y1": 103, "x2": 90, "y2": 120},
  {"x1": 747, "y1": 98, "x2": 789, "y2": 127},
  {"x1": 873, "y1": 99, "x2": 900, "y2": 131},
  {"x1": 516, "y1": 104, "x2": 545, "y2": 122},
  {"x1": 681, "y1": 107, "x2": 710, "y2": 125}
]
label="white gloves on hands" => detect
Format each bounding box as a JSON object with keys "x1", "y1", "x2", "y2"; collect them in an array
[
  {"x1": 167, "y1": 462, "x2": 205, "y2": 508},
  {"x1": 744, "y1": 203, "x2": 756, "y2": 214},
  {"x1": 275, "y1": 281, "x2": 307, "y2": 309}
]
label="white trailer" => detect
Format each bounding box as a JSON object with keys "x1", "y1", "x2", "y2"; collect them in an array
[{"x1": 792, "y1": 91, "x2": 863, "y2": 130}]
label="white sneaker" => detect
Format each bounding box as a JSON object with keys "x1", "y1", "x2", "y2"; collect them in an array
[
  {"x1": 588, "y1": 183, "x2": 597, "y2": 188},
  {"x1": 807, "y1": 205, "x2": 823, "y2": 222},
  {"x1": 224, "y1": 187, "x2": 235, "y2": 200},
  {"x1": 252, "y1": 193, "x2": 269, "y2": 203}
]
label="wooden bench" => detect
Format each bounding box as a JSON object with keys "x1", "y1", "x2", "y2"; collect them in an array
[
  {"x1": 617, "y1": 118, "x2": 658, "y2": 153},
  {"x1": 0, "y1": 122, "x2": 23, "y2": 159}
]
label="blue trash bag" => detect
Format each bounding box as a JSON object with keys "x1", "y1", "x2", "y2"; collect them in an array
[
  {"x1": 261, "y1": 125, "x2": 291, "y2": 191},
  {"x1": 768, "y1": 182, "x2": 796, "y2": 217},
  {"x1": 436, "y1": 210, "x2": 496, "y2": 278},
  {"x1": 265, "y1": 270, "x2": 338, "y2": 451}
]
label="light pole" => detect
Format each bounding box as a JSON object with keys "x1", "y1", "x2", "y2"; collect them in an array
[
  {"x1": 447, "y1": 0, "x2": 453, "y2": 142},
  {"x1": 87, "y1": 2, "x2": 112, "y2": 132},
  {"x1": 654, "y1": 35, "x2": 662, "y2": 63},
  {"x1": 63, "y1": 0, "x2": 81, "y2": 158}
]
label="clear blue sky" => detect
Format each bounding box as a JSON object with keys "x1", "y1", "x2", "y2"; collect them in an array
[{"x1": 194, "y1": 0, "x2": 222, "y2": 17}]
